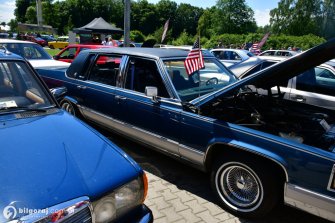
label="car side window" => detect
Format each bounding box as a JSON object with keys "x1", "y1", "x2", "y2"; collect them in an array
[
  {"x1": 23, "y1": 46, "x2": 41, "y2": 59},
  {"x1": 232, "y1": 52, "x2": 241, "y2": 60},
  {"x1": 60, "y1": 47, "x2": 77, "y2": 59},
  {"x1": 88, "y1": 54, "x2": 121, "y2": 86},
  {"x1": 124, "y1": 57, "x2": 169, "y2": 98},
  {"x1": 296, "y1": 67, "x2": 335, "y2": 96}
]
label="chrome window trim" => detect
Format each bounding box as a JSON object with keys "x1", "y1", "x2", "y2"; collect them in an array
[
  {"x1": 8, "y1": 196, "x2": 92, "y2": 223},
  {"x1": 327, "y1": 164, "x2": 335, "y2": 192},
  {"x1": 284, "y1": 183, "x2": 335, "y2": 222}
]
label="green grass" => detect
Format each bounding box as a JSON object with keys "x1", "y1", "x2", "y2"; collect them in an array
[{"x1": 45, "y1": 48, "x2": 61, "y2": 56}]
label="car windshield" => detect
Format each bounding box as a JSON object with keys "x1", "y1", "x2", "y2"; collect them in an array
[
  {"x1": 0, "y1": 43, "x2": 52, "y2": 60},
  {"x1": 0, "y1": 60, "x2": 55, "y2": 112},
  {"x1": 163, "y1": 58, "x2": 238, "y2": 101}
]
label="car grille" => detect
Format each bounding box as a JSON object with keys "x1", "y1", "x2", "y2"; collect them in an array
[
  {"x1": 34, "y1": 205, "x2": 92, "y2": 223},
  {"x1": 58, "y1": 205, "x2": 92, "y2": 223},
  {"x1": 18, "y1": 197, "x2": 93, "y2": 223}
]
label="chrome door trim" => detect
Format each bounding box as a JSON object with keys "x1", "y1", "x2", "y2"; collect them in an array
[
  {"x1": 79, "y1": 106, "x2": 205, "y2": 166},
  {"x1": 284, "y1": 183, "x2": 335, "y2": 222}
]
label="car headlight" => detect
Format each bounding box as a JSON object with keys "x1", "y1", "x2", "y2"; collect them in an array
[{"x1": 93, "y1": 173, "x2": 148, "y2": 223}]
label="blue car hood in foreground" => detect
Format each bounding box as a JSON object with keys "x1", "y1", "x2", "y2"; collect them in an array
[{"x1": 0, "y1": 110, "x2": 140, "y2": 221}]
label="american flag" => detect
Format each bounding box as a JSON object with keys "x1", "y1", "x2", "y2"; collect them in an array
[
  {"x1": 184, "y1": 37, "x2": 205, "y2": 75},
  {"x1": 250, "y1": 33, "x2": 270, "y2": 55},
  {"x1": 161, "y1": 19, "x2": 170, "y2": 43}
]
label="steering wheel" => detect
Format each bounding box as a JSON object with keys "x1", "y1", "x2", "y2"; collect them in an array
[{"x1": 206, "y1": 77, "x2": 219, "y2": 85}]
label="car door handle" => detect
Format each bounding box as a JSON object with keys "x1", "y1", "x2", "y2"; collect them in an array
[
  {"x1": 115, "y1": 95, "x2": 126, "y2": 100},
  {"x1": 292, "y1": 95, "x2": 306, "y2": 102},
  {"x1": 77, "y1": 85, "x2": 87, "y2": 90}
]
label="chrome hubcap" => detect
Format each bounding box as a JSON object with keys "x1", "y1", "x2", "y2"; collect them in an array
[{"x1": 218, "y1": 164, "x2": 262, "y2": 209}]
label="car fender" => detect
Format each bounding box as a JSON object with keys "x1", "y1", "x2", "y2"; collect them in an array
[{"x1": 204, "y1": 138, "x2": 289, "y2": 182}]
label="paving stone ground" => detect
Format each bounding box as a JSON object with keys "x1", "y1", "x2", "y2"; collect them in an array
[{"x1": 102, "y1": 130, "x2": 332, "y2": 223}]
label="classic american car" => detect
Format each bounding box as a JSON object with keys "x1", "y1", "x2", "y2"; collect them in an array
[
  {"x1": 37, "y1": 40, "x2": 335, "y2": 221},
  {"x1": 0, "y1": 47, "x2": 153, "y2": 222}
]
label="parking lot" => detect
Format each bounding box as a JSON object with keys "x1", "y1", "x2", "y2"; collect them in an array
[{"x1": 100, "y1": 128, "x2": 332, "y2": 223}]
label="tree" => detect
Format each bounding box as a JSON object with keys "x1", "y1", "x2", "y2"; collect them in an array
[
  {"x1": 197, "y1": 7, "x2": 216, "y2": 38},
  {"x1": 131, "y1": 0, "x2": 158, "y2": 35},
  {"x1": 174, "y1": 4, "x2": 203, "y2": 37},
  {"x1": 155, "y1": 0, "x2": 178, "y2": 37},
  {"x1": 15, "y1": 0, "x2": 32, "y2": 23},
  {"x1": 25, "y1": 6, "x2": 37, "y2": 24},
  {"x1": 214, "y1": 0, "x2": 257, "y2": 34},
  {"x1": 8, "y1": 19, "x2": 18, "y2": 33},
  {"x1": 319, "y1": 0, "x2": 335, "y2": 39},
  {"x1": 270, "y1": 0, "x2": 324, "y2": 36}
]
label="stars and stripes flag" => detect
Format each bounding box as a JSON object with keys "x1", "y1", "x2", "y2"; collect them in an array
[
  {"x1": 184, "y1": 37, "x2": 205, "y2": 75},
  {"x1": 161, "y1": 19, "x2": 170, "y2": 43},
  {"x1": 250, "y1": 32, "x2": 270, "y2": 55}
]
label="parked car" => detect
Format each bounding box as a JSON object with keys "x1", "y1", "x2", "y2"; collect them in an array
[
  {"x1": 0, "y1": 47, "x2": 153, "y2": 223},
  {"x1": 0, "y1": 39, "x2": 69, "y2": 69},
  {"x1": 36, "y1": 42, "x2": 335, "y2": 221},
  {"x1": 230, "y1": 56, "x2": 335, "y2": 110},
  {"x1": 54, "y1": 44, "x2": 114, "y2": 63},
  {"x1": 26, "y1": 36, "x2": 47, "y2": 47},
  {"x1": 48, "y1": 36, "x2": 69, "y2": 49},
  {"x1": 40, "y1": 34, "x2": 56, "y2": 44},
  {"x1": 0, "y1": 33, "x2": 9, "y2": 39},
  {"x1": 258, "y1": 49, "x2": 299, "y2": 57},
  {"x1": 210, "y1": 48, "x2": 255, "y2": 67}
]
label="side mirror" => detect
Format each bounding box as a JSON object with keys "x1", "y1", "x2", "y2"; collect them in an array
[
  {"x1": 145, "y1": 86, "x2": 158, "y2": 103},
  {"x1": 50, "y1": 87, "x2": 67, "y2": 101},
  {"x1": 53, "y1": 55, "x2": 60, "y2": 60}
]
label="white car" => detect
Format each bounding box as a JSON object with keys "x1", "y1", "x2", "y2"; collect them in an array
[
  {"x1": 210, "y1": 48, "x2": 255, "y2": 67},
  {"x1": 230, "y1": 56, "x2": 335, "y2": 110},
  {"x1": 0, "y1": 39, "x2": 69, "y2": 69},
  {"x1": 258, "y1": 49, "x2": 299, "y2": 57}
]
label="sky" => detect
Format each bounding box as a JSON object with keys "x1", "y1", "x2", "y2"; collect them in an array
[{"x1": 0, "y1": 0, "x2": 279, "y2": 27}]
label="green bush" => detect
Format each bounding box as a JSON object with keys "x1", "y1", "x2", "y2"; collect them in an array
[{"x1": 168, "y1": 33, "x2": 326, "y2": 51}]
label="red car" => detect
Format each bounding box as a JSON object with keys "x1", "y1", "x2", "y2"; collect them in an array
[
  {"x1": 26, "y1": 36, "x2": 47, "y2": 47},
  {"x1": 53, "y1": 44, "x2": 114, "y2": 63}
]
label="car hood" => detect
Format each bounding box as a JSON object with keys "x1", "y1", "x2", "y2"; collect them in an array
[
  {"x1": 0, "y1": 111, "x2": 140, "y2": 220},
  {"x1": 28, "y1": 59, "x2": 70, "y2": 69},
  {"x1": 194, "y1": 38, "x2": 335, "y2": 107}
]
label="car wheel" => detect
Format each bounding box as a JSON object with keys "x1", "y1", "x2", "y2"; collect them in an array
[
  {"x1": 49, "y1": 45, "x2": 54, "y2": 49},
  {"x1": 211, "y1": 156, "x2": 280, "y2": 218},
  {"x1": 60, "y1": 100, "x2": 76, "y2": 116}
]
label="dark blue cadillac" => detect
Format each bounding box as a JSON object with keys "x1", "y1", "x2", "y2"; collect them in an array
[
  {"x1": 37, "y1": 40, "x2": 335, "y2": 221},
  {"x1": 0, "y1": 47, "x2": 153, "y2": 222}
]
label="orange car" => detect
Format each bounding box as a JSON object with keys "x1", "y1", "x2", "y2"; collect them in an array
[{"x1": 53, "y1": 44, "x2": 114, "y2": 63}]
